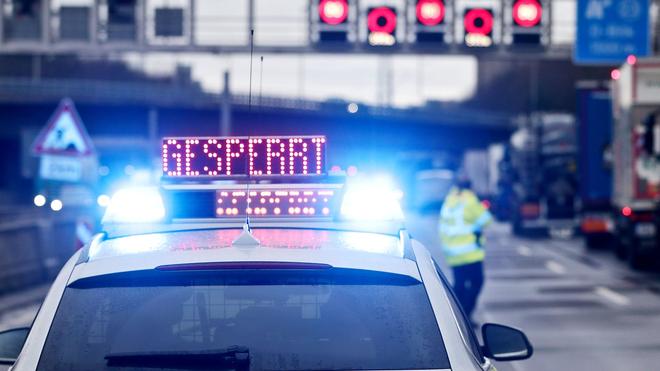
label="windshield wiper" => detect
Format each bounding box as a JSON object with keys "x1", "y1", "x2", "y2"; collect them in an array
[{"x1": 105, "y1": 345, "x2": 249, "y2": 370}]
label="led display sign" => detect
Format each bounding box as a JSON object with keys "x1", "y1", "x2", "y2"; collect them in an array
[
  {"x1": 215, "y1": 187, "x2": 339, "y2": 218},
  {"x1": 162, "y1": 136, "x2": 326, "y2": 178}
]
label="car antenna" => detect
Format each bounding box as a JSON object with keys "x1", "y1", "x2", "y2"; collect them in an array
[
  {"x1": 234, "y1": 29, "x2": 260, "y2": 247},
  {"x1": 232, "y1": 29, "x2": 260, "y2": 246},
  {"x1": 248, "y1": 30, "x2": 255, "y2": 113},
  {"x1": 246, "y1": 29, "x2": 254, "y2": 230},
  {"x1": 259, "y1": 56, "x2": 264, "y2": 108}
]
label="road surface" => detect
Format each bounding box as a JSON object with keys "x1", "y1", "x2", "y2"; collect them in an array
[
  {"x1": 2, "y1": 214, "x2": 660, "y2": 371},
  {"x1": 408, "y1": 215, "x2": 660, "y2": 371}
]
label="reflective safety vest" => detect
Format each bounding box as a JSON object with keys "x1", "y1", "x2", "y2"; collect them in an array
[{"x1": 439, "y1": 188, "x2": 492, "y2": 267}]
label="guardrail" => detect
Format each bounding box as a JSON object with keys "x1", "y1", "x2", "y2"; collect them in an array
[{"x1": 0, "y1": 214, "x2": 78, "y2": 296}]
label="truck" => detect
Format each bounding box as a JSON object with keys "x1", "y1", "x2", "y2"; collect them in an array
[
  {"x1": 462, "y1": 149, "x2": 490, "y2": 198},
  {"x1": 502, "y1": 113, "x2": 578, "y2": 236},
  {"x1": 413, "y1": 168, "x2": 455, "y2": 212},
  {"x1": 485, "y1": 143, "x2": 507, "y2": 219},
  {"x1": 461, "y1": 145, "x2": 506, "y2": 217},
  {"x1": 576, "y1": 84, "x2": 615, "y2": 248},
  {"x1": 395, "y1": 151, "x2": 459, "y2": 213},
  {"x1": 610, "y1": 58, "x2": 660, "y2": 269}
]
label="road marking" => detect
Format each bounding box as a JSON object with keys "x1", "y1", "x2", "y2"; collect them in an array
[
  {"x1": 595, "y1": 286, "x2": 630, "y2": 306},
  {"x1": 517, "y1": 245, "x2": 532, "y2": 256},
  {"x1": 545, "y1": 260, "x2": 567, "y2": 274}
]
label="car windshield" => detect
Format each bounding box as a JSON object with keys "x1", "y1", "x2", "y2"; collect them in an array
[{"x1": 37, "y1": 269, "x2": 450, "y2": 371}]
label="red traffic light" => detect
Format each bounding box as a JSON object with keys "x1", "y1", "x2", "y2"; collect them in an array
[
  {"x1": 319, "y1": 0, "x2": 349, "y2": 25},
  {"x1": 513, "y1": 0, "x2": 542, "y2": 28},
  {"x1": 367, "y1": 6, "x2": 397, "y2": 34},
  {"x1": 416, "y1": 0, "x2": 445, "y2": 26},
  {"x1": 464, "y1": 8, "x2": 493, "y2": 35},
  {"x1": 367, "y1": 6, "x2": 397, "y2": 46}
]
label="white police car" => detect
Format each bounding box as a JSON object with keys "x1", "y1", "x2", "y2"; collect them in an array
[{"x1": 0, "y1": 136, "x2": 532, "y2": 371}]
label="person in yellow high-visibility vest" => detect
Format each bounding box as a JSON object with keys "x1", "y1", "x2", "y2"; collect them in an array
[{"x1": 439, "y1": 177, "x2": 492, "y2": 323}]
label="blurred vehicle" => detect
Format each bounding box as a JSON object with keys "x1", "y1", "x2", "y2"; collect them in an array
[
  {"x1": 461, "y1": 146, "x2": 505, "y2": 217},
  {"x1": 485, "y1": 144, "x2": 505, "y2": 218},
  {"x1": 413, "y1": 168, "x2": 455, "y2": 212},
  {"x1": 576, "y1": 84, "x2": 615, "y2": 249},
  {"x1": 0, "y1": 134, "x2": 534, "y2": 371},
  {"x1": 611, "y1": 58, "x2": 660, "y2": 269},
  {"x1": 503, "y1": 113, "x2": 578, "y2": 236},
  {"x1": 463, "y1": 150, "x2": 490, "y2": 198},
  {"x1": 395, "y1": 151, "x2": 459, "y2": 213}
]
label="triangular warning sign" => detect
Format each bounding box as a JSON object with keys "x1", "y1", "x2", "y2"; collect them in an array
[{"x1": 32, "y1": 98, "x2": 95, "y2": 156}]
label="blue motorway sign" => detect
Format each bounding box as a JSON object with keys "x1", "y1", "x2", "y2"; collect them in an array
[{"x1": 575, "y1": 0, "x2": 650, "y2": 64}]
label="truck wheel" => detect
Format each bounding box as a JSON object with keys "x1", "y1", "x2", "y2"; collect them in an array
[
  {"x1": 585, "y1": 236, "x2": 597, "y2": 249},
  {"x1": 586, "y1": 235, "x2": 613, "y2": 250},
  {"x1": 512, "y1": 219, "x2": 523, "y2": 236},
  {"x1": 614, "y1": 228, "x2": 631, "y2": 260},
  {"x1": 627, "y1": 240, "x2": 647, "y2": 271},
  {"x1": 614, "y1": 239, "x2": 627, "y2": 260}
]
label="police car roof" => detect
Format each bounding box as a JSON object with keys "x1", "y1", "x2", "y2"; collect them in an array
[{"x1": 68, "y1": 227, "x2": 419, "y2": 285}]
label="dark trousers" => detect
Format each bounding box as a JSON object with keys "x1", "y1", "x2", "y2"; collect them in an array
[{"x1": 452, "y1": 261, "x2": 484, "y2": 321}]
